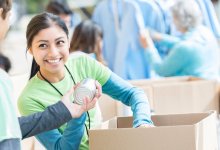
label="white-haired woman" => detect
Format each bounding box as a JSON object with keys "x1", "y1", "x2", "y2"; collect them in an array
[{"x1": 141, "y1": 0, "x2": 219, "y2": 79}]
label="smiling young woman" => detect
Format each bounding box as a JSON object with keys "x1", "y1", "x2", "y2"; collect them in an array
[
  {"x1": 18, "y1": 12, "x2": 154, "y2": 150},
  {"x1": 0, "y1": 1, "x2": 98, "y2": 149}
]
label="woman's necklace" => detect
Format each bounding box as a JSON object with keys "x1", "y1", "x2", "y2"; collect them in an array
[
  {"x1": 39, "y1": 65, "x2": 91, "y2": 137},
  {"x1": 39, "y1": 65, "x2": 76, "y2": 96}
]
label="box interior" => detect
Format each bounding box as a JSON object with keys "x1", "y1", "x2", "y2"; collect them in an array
[{"x1": 102, "y1": 113, "x2": 210, "y2": 129}]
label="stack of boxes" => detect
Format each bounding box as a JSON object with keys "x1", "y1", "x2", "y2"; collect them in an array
[{"x1": 94, "y1": 76, "x2": 220, "y2": 150}]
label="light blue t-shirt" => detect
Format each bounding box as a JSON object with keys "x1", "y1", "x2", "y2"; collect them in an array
[
  {"x1": 0, "y1": 69, "x2": 21, "y2": 142},
  {"x1": 145, "y1": 25, "x2": 220, "y2": 79}
]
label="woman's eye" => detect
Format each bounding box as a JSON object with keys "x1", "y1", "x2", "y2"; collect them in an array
[
  {"x1": 57, "y1": 40, "x2": 65, "y2": 46},
  {"x1": 39, "y1": 44, "x2": 47, "y2": 48}
]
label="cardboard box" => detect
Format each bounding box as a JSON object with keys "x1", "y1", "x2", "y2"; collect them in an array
[
  {"x1": 129, "y1": 76, "x2": 219, "y2": 114},
  {"x1": 129, "y1": 76, "x2": 196, "y2": 86},
  {"x1": 98, "y1": 94, "x2": 118, "y2": 121},
  {"x1": 89, "y1": 111, "x2": 218, "y2": 150},
  {"x1": 98, "y1": 86, "x2": 153, "y2": 121}
]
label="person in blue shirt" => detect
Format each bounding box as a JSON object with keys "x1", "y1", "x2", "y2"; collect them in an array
[
  {"x1": 92, "y1": 0, "x2": 122, "y2": 70},
  {"x1": 93, "y1": 0, "x2": 174, "y2": 79},
  {"x1": 46, "y1": 0, "x2": 81, "y2": 31},
  {"x1": 93, "y1": 0, "x2": 152, "y2": 79},
  {"x1": 195, "y1": 0, "x2": 220, "y2": 39},
  {"x1": 141, "y1": 0, "x2": 220, "y2": 79},
  {"x1": 136, "y1": 0, "x2": 171, "y2": 58}
]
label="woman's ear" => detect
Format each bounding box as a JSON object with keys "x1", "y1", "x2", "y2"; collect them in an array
[
  {"x1": 0, "y1": 8, "x2": 3, "y2": 19},
  {"x1": 28, "y1": 48, "x2": 33, "y2": 55}
]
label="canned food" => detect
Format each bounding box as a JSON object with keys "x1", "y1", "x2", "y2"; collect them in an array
[{"x1": 74, "y1": 78, "x2": 96, "y2": 105}]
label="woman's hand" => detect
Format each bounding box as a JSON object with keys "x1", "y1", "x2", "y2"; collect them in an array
[
  {"x1": 139, "y1": 29, "x2": 155, "y2": 49},
  {"x1": 61, "y1": 80, "x2": 102, "y2": 118},
  {"x1": 94, "y1": 80, "x2": 102, "y2": 99},
  {"x1": 74, "y1": 80, "x2": 102, "y2": 118},
  {"x1": 137, "y1": 124, "x2": 155, "y2": 128}
]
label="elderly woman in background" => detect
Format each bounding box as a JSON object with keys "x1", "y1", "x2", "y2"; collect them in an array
[{"x1": 141, "y1": 0, "x2": 220, "y2": 80}]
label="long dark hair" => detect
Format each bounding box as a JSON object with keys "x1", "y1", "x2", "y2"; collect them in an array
[
  {"x1": 0, "y1": 53, "x2": 11, "y2": 72},
  {"x1": 46, "y1": 0, "x2": 72, "y2": 15},
  {"x1": 70, "y1": 20, "x2": 106, "y2": 65},
  {"x1": 0, "y1": 0, "x2": 12, "y2": 19},
  {"x1": 27, "y1": 12, "x2": 69, "y2": 79}
]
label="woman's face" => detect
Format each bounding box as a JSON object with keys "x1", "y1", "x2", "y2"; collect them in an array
[
  {"x1": 29, "y1": 25, "x2": 70, "y2": 76},
  {"x1": 59, "y1": 14, "x2": 71, "y2": 29},
  {"x1": 172, "y1": 14, "x2": 187, "y2": 33},
  {"x1": 0, "y1": 10, "x2": 11, "y2": 40},
  {"x1": 172, "y1": 14, "x2": 180, "y2": 31}
]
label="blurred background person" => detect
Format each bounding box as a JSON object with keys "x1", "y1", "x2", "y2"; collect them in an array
[
  {"x1": 46, "y1": 0, "x2": 81, "y2": 33},
  {"x1": 93, "y1": 0, "x2": 151, "y2": 80},
  {"x1": 195, "y1": 0, "x2": 220, "y2": 40},
  {"x1": 141, "y1": 0, "x2": 220, "y2": 80},
  {"x1": 92, "y1": 0, "x2": 173, "y2": 80},
  {"x1": 0, "y1": 0, "x2": 22, "y2": 148},
  {"x1": 0, "y1": 53, "x2": 11, "y2": 73},
  {"x1": 70, "y1": 20, "x2": 106, "y2": 65}
]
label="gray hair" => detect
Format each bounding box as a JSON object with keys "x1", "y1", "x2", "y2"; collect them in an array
[{"x1": 171, "y1": 0, "x2": 202, "y2": 30}]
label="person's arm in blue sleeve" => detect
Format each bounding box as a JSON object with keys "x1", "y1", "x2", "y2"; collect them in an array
[
  {"x1": 35, "y1": 113, "x2": 86, "y2": 150},
  {"x1": 19, "y1": 101, "x2": 72, "y2": 139},
  {"x1": 142, "y1": 30, "x2": 187, "y2": 76},
  {"x1": 150, "y1": 30, "x2": 181, "y2": 49},
  {"x1": 158, "y1": 34, "x2": 180, "y2": 49},
  {"x1": 144, "y1": 43, "x2": 189, "y2": 77},
  {"x1": 0, "y1": 139, "x2": 20, "y2": 150},
  {"x1": 102, "y1": 73, "x2": 153, "y2": 127}
]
